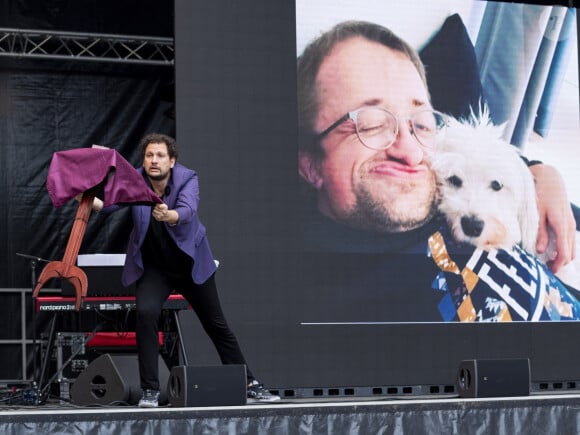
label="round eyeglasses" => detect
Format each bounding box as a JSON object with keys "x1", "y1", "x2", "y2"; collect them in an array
[{"x1": 315, "y1": 107, "x2": 448, "y2": 150}]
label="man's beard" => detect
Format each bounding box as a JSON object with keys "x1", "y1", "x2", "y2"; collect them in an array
[
  {"x1": 343, "y1": 172, "x2": 439, "y2": 233},
  {"x1": 147, "y1": 169, "x2": 171, "y2": 181}
]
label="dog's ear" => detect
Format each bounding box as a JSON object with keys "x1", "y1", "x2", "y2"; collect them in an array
[{"x1": 517, "y1": 163, "x2": 540, "y2": 253}]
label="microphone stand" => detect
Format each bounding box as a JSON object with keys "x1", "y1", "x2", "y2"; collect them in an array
[
  {"x1": 39, "y1": 325, "x2": 101, "y2": 404},
  {"x1": 15, "y1": 252, "x2": 52, "y2": 404}
]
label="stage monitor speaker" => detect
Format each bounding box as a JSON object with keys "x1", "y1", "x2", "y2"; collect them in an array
[
  {"x1": 70, "y1": 353, "x2": 169, "y2": 406},
  {"x1": 167, "y1": 364, "x2": 247, "y2": 407},
  {"x1": 456, "y1": 358, "x2": 530, "y2": 398}
]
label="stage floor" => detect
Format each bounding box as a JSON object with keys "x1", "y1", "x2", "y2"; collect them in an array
[{"x1": 2, "y1": 392, "x2": 580, "y2": 434}]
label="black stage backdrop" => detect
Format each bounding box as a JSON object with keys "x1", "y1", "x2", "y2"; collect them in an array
[{"x1": 0, "y1": 0, "x2": 175, "y2": 380}]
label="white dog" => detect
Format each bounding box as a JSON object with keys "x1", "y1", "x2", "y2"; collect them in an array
[
  {"x1": 432, "y1": 111, "x2": 539, "y2": 252},
  {"x1": 432, "y1": 111, "x2": 580, "y2": 289}
]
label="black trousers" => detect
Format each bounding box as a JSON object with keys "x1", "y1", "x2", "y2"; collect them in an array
[{"x1": 135, "y1": 267, "x2": 254, "y2": 390}]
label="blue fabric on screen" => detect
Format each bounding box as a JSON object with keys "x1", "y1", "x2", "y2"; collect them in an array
[
  {"x1": 474, "y1": 3, "x2": 567, "y2": 148},
  {"x1": 511, "y1": 7, "x2": 568, "y2": 147},
  {"x1": 535, "y1": 8, "x2": 577, "y2": 137}
]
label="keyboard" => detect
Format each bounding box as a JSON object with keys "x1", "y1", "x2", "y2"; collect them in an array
[{"x1": 36, "y1": 294, "x2": 190, "y2": 312}]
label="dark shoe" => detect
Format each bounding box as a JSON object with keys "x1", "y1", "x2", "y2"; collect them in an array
[
  {"x1": 247, "y1": 380, "x2": 280, "y2": 402},
  {"x1": 138, "y1": 389, "x2": 160, "y2": 408}
]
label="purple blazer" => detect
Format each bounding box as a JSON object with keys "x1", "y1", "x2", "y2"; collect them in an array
[{"x1": 105, "y1": 163, "x2": 217, "y2": 286}]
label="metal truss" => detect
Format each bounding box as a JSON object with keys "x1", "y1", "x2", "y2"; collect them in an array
[{"x1": 0, "y1": 28, "x2": 174, "y2": 66}]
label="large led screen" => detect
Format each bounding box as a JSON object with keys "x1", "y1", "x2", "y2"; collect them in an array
[
  {"x1": 175, "y1": 0, "x2": 580, "y2": 394},
  {"x1": 296, "y1": 0, "x2": 580, "y2": 323}
]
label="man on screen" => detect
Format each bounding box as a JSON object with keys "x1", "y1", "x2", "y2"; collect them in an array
[{"x1": 297, "y1": 20, "x2": 580, "y2": 322}]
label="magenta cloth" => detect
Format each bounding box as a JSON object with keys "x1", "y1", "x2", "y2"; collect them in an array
[{"x1": 46, "y1": 148, "x2": 162, "y2": 207}]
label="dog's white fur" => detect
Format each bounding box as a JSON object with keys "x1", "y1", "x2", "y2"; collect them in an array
[
  {"x1": 432, "y1": 111, "x2": 580, "y2": 289},
  {"x1": 432, "y1": 111, "x2": 539, "y2": 252}
]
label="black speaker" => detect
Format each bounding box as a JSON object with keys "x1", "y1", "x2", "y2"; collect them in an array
[
  {"x1": 456, "y1": 358, "x2": 530, "y2": 398},
  {"x1": 70, "y1": 353, "x2": 169, "y2": 406},
  {"x1": 167, "y1": 364, "x2": 247, "y2": 407}
]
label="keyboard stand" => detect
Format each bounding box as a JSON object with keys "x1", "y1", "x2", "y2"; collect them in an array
[
  {"x1": 37, "y1": 313, "x2": 58, "y2": 403},
  {"x1": 173, "y1": 310, "x2": 189, "y2": 365},
  {"x1": 34, "y1": 294, "x2": 191, "y2": 404}
]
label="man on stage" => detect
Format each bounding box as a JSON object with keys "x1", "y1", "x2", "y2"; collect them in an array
[{"x1": 91, "y1": 133, "x2": 279, "y2": 407}]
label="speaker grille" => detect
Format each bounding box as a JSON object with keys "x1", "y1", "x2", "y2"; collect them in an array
[{"x1": 70, "y1": 353, "x2": 169, "y2": 406}]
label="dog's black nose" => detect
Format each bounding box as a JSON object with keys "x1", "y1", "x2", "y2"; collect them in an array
[{"x1": 461, "y1": 216, "x2": 484, "y2": 237}]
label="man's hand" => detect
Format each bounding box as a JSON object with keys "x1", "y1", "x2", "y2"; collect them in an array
[
  {"x1": 152, "y1": 203, "x2": 179, "y2": 225},
  {"x1": 530, "y1": 164, "x2": 576, "y2": 272}
]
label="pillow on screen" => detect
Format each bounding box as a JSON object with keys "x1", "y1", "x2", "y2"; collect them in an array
[{"x1": 419, "y1": 13, "x2": 483, "y2": 119}]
